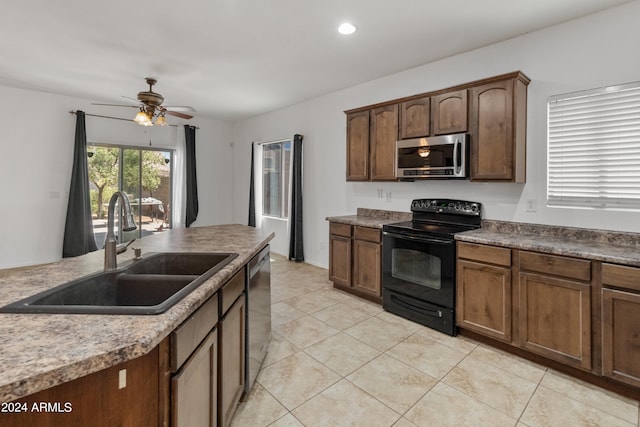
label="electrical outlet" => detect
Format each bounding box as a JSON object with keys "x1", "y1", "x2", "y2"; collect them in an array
[
  {"x1": 526, "y1": 199, "x2": 537, "y2": 212},
  {"x1": 377, "y1": 188, "x2": 383, "y2": 198},
  {"x1": 385, "y1": 192, "x2": 392, "y2": 203}
]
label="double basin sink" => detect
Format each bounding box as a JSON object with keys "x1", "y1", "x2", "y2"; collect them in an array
[{"x1": 0, "y1": 252, "x2": 238, "y2": 315}]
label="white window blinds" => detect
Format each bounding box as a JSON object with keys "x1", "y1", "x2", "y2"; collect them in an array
[{"x1": 547, "y1": 82, "x2": 640, "y2": 209}]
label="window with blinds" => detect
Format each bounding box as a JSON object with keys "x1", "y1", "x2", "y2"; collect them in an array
[{"x1": 547, "y1": 81, "x2": 640, "y2": 209}]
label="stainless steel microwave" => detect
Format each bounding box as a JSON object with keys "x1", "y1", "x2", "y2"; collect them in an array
[{"x1": 396, "y1": 133, "x2": 469, "y2": 179}]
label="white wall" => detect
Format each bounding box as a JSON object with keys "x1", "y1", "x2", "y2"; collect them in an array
[
  {"x1": 231, "y1": 1, "x2": 640, "y2": 269},
  {"x1": 0, "y1": 86, "x2": 233, "y2": 268}
]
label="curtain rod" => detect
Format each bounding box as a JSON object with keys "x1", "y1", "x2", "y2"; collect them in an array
[{"x1": 68, "y1": 111, "x2": 199, "y2": 129}]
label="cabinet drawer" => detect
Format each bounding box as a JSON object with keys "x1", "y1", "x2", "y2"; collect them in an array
[
  {"x1": 457, "y1": 242, "x2": 511, "y2": 266},
  {"x1": 171, "y1": 293, "x2": 219, "y2": 372},
  {"x1": 602, "y1": 263, "x2": 640, "y2": 292},
  {"x1": 519, "y1": 251, "x2": 591, "y2": 281},
  {"x1": 354, "y1": 226, "x2": 381, "y2": 243},
  {"x1": 221, "y1": 269, "x2": 245, "y2": 315},
  {"x1": 330, "y1": 222, "x2": 352, "y2": 237}
]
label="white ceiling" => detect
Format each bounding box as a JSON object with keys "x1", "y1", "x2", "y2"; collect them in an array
[{"x1": 0, "y1": 0, "x2": 633, "y2": 121}]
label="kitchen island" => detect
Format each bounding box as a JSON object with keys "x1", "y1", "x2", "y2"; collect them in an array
[{"x1": 0, "y1": 224, "x2": 273, "y2": 410}]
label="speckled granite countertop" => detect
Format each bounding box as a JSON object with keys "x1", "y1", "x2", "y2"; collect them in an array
[
  {"x1": 326, "y1": 208, "x2": 411, "y2": 229},
  {"x1": 456, "y1": 220, "x2": 640, "y2": 267},
  {"x1": 0, "y1": 224, "x2": 274, "y2": 403}
]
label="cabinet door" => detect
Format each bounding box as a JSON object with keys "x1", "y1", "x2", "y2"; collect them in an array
[
  {"x1": 370, "y1": 104, "x2": 399, "y2": 180},
  {"x1": 219, "y1": 294, "x2": 246, "y2": 427},
  {"x1": 469, "y1": 76, "x2": 528, "y2": 182},
  {"x1": 172, "y1": 329, "x2": 217, "y2": 427},
  {"x1": 329, "y1": 234, "x2": 352, "y2": 287},
  {"x1": 346, "y1": 111, "x2": 370, "y2": 181},
  {"x1": 432, "y1": 89, "x2": 468, "y2": 135},
  {"x1": 399, "y1": 97, "x2": 430, "y2": 139},
  {"x1": 456, "y1": 260, "x2": 512, "y2": 342},
  {"x1": 602, "y1": 288, "x2": 640, "y2": 388},
  {"x1": 352, "y1": 239, "x2": 381, "y2": 298},
  {"x1": 519, "y1": 273, "x2": 591, "y2": 370}
]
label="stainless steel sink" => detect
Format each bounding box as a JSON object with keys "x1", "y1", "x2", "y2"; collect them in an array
[{"x1": 0, "y1": 252, "x2": 238, "y2": 315}]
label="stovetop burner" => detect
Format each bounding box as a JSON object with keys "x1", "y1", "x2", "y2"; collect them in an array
[{"x1": 383, "y1": 198, "x2": 482, "y2": 238}]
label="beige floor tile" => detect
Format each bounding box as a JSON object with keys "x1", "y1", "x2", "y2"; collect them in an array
[
  {"x1": 392, "y1": 418, "x2": 419, "y2": 427},
  {"x1": 231, "y1": 383, "x2": 288, "y2": 427},
  {"x1": 405, "y1": 382, "x2": 517, "y2": 427},
  {"x1": 271, "y1": 301, "x2": 306, "y2": 326},
  {"x1": 263, "y1": 333, "x2": 300, "y2": 367},
  {"x1": 468, "y1": 344, "x2": 547, "y2": 383},
  {"x1": 271, "y1": 284, "x2": 309, "y2": 303},
  {"x1": 342, "y1": 295, "x2": 385, "y2": 316},
  {"x1": 521, "y1": 386, "x2": 636, "y2": 427},
  {"x1": 375, "y1": 311, "x2": 425, "y2": 334},
  {"x1": 539, "y1": 370, "x2": 639, "y2": 424},
  {"x1": 273, "y1": 315, "x2": 339, "y2": 349},
  {"x1": 284, "y1": 289, "x2": 343, "y2": 313},
  {"x1": 344, "y1": 316, "x2": 414, "y2": 351},
  {"x1": 257, "y1": 352, "x2": 340, "y2": 410},
  {"x1": 310, "y1": 302, "x2": 374, "y2": 330},
  {"x1": 268, "y1": 413, "x2": 305, "y2": 427},
  {"x1": 416, "y1": 326, "x2": 478, "y2": 354},
  {"x1": 387, "y1": 333, "x2": 467, "y2": 379},
  {"x1": 305, "y1": 332, "x2": 381, "y2": 376},
  {"x1": 292, "y1": 379, "x2": 400, "y2": 427},
  {"x1": 443, "y1": 355, "x2": 537, "y2": 418},
  {"x1": 347, "y1": 353, "x2": 437, "y2": 414}
]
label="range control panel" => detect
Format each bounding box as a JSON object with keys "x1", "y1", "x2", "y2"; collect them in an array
[{"x1": 410, "y1": 199, "x2": 481, "y2": 216}]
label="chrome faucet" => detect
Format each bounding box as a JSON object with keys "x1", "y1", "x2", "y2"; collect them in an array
[{"x1": 104, "y1": 191, "x2": 137, "y2": 271}]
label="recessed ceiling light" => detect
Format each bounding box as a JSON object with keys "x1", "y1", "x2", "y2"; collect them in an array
[{"x1": 338, "y1": 22, "x2": 357, "y2": 35}]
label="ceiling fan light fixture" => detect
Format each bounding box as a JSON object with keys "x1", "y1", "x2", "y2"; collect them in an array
[
  {"x1": 155, "y1": 113, "x2": 168, "y2": 127},
  {"x1": 134, "y1": 109, "x2": 153, "y2": 126}
]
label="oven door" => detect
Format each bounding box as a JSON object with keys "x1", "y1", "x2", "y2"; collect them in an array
[{"x1": 382, "y1": 230, "x2": 455, "y2": 308}]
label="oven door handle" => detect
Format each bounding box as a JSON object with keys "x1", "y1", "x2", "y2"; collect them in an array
[
  {"x1": 390, "y1": 294, "x2": 443, "y2": 318},
  {"x1": 383, "y1": 231, "x2": 452, "y2": 245}
]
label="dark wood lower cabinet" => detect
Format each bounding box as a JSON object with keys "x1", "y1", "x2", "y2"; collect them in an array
[
  {"x1": 519, "y1": 272, "x2": 591, "y2": 370},
  {"x1": 0, "y1": 347, "x2": 161, "y2": 427},
  {"x1": 456, "y1": 259, "x2": 512, "y2": 342},
  {"x1": 328, "y1": 222, "x2": 382, "y2": 303},
  {"x1": 172, "y1": 329, "x2": 217, "y2": 427},
  {"x1": 456, "y1": 242, "x2": 640, "y2": 399},
  {"x1": 219, "y1": 294, "x2": 245, "y2": 427}
]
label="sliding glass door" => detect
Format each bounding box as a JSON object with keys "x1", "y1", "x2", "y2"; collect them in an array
[{"x1": 88, "y1": 144, "x2": 173, "y2": 248}]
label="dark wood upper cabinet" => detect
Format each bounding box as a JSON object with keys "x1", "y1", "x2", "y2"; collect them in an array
[
  {"x1": 346, "y1": 110, "x2": 370, "y2": 181},
  {"x1": 399, "y1": 96, "x2": 430, "y2": 139},
  {"x1": 469, "y1": 74, "x2": 528, "y2": 182},
  {"x1": 369, "y1": 104, "x2": 399, "y2": 181},
  {"x1": 345, "y1": 71, "x2": 529, "y2": 183},
  {"x1": 432, "y1": 89, "x2": 468, "y2": 135}
]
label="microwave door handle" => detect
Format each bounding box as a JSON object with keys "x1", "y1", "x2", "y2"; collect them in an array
[
  {"x1": 383, "y1": 231, "x2": 452, "y2": 245},
  {"x1": 453, "y1": 139, "x2": 460, "y2": 175}
]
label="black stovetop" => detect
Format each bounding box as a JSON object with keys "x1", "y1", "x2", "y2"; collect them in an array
[{"x1": 383, "y1": 198, "x2": 482, "y2": 238}]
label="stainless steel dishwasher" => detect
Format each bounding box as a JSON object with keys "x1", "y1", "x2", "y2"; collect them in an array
[{"x1": 243, "y1": 245, "x2": 271, "y2": 397}]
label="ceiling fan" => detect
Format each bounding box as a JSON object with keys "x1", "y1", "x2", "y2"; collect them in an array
[{"x1": 93, "y1": 77, "x2": 195, "y2": 126}]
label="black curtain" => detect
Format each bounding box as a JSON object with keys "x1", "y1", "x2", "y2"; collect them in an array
[
  {"x1": 248, "y1": 142, "x2": 256, "y2": 227},
  {"x1": 62, "y1": 111, "x2": 98, "y2": 257},
  {"x1": 184, "y1": 125, "x2": 199, "y2": 228},
  {"x1": 288, "y1": 134, "x2": 304, "y2": 261}
]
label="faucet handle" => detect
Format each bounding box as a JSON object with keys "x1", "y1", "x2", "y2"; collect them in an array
[{"x1": 133, "y1": 248, "x2": 143, "y2": 260}]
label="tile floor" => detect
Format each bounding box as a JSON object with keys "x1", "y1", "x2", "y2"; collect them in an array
[{"x1": 231, "y1": 255, "x2": 640, "y2": 427}]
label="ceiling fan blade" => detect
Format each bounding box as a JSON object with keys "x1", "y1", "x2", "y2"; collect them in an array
[
  {"x1": 165, "y1": 110, "x2": 194, "y2": 119},
  {"x1": 92, "y1": 103, "x2": 138, "y2": 108},
  {"x1": 163, "y1": 106, "x2": 196, "y2": 113},
  {"x1": 122, "y1": 96, "x2": 143, "y2": 105}
]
